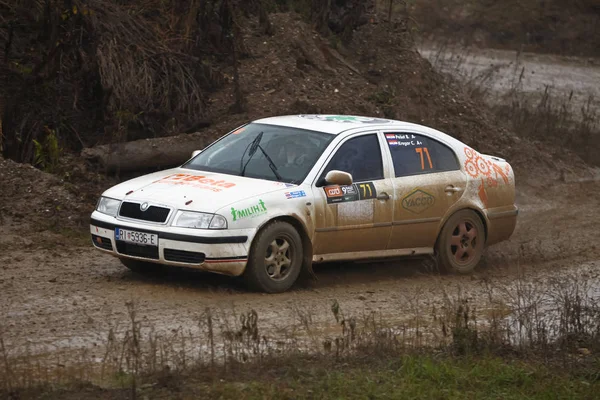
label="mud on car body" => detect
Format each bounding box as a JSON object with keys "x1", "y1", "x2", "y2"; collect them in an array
[{"x1": 90, "y1": 115, "x2": 518, "y2": 293}]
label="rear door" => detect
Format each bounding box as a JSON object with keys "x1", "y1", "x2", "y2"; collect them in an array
[
  {"x1": 382, "y1": 131, "x2": 467, "y2": 250},
  {"x1": 312, "y1": 132, "x2": 394, "y2": 256}
]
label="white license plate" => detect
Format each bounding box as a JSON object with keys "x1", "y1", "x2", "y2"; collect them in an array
[{"x1": 115, "y1": 228, "x2": 158, "y2": 247}]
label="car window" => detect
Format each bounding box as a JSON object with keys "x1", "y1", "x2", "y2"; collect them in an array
[
  {"x1": 384, "y1": 132, "x2": 459, "y2": 177},
  {"x1": 321, "y1": 134, "x2": 384, "y2": 182},
  {"x1": 183, "y1": 123, "x2": 335, "y2": 184}
]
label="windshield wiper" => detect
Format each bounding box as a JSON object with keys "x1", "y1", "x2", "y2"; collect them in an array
[
  {"x1": 240, "y1": 132, "x2": 263, "y2": 176},
  {"x1": 256, "y1": 143, "x2": 284, "y2": 182},
  {"x1": 240, "y1": 132, "x2": 283, "y2": 181}
]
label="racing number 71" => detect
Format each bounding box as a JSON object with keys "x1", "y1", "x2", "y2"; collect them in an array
[
  {"x1": 359, "y1": 183, "x2": 373, "y2": 198},
  {"x1": 415, "y1": 147, "x2": 433, "y2": 170}
]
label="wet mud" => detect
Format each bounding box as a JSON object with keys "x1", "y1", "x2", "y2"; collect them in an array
[{"x1": 1, "y1": 180, "x2": 600, "y2": 358}]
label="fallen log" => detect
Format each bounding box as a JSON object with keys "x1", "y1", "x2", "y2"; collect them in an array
[{"x1": 81, "y1": 132, "x2": 216, "y2": 173}]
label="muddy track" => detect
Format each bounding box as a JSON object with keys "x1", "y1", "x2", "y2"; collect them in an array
[
  {"x1": 1, "y1": 180, "x2": 599, "y2": 357},
  {"x1": 418, "y1": 45, "x2": 600, "y2": 111}
]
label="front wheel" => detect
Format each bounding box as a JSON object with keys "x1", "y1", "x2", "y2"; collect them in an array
[
  {"x1": 435, "y1": 210, "x2": 485, "y2": 274},
  {"x1": 244, "y1": 221, "x2": 303, "y2": 293}
]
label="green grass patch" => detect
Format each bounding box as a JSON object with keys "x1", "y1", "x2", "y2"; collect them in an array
[
  {"x1": 201, "y1": 355, "x2": 597, "y2": 400},
  {"x1": 20, "y1": 353, "x2": 598, "y2": 399}
]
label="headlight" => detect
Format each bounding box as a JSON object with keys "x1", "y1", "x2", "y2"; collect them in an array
[
  {"x1": 96, "y1": 197, "x2": 121, "y2": 217},
  {"x1": 173, "y1": 211, "x2": 228, "y2": 230},
  {"x1": 209, "y1": 214, "x2": 227, "y2": 229}
]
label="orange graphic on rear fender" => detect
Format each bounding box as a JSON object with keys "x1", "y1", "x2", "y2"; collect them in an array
[{"x1": 464, "y1": 147, "x2": 510, "y2": 207}]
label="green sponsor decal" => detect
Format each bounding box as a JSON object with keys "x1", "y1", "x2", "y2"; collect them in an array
[{"x1": 231, "y1": 199, "x2": 267, "y2": 221}]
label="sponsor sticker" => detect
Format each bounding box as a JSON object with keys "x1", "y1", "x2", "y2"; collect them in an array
[
  {"x1": 386, "y1": 133, "x2": 424, "y2": 148},
  {"x1": 299, "y1": 115, "x2": 391, "y2": 124},
  {"x1": 157, "y1": 174, "x2": 236, "y2": 192},
  {"x1": 401, "y1": 189, "x2": 436, "y2": 214},
  {"x1": 324, "y1": 182, "x2": 376, "y2": 204},
  {"x1": 231, "y1": 200, "x2": 267, "y2": 221},
  {"x1": 285, "y1": 190, "x2": 306, "y2": 199}
]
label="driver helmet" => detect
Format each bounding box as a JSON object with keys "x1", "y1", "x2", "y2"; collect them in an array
[{"x1": 280, "y1": 138, "x2": 307, "y2": 166}]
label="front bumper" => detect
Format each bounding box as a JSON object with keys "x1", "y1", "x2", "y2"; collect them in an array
[{"x1": 90, "y1": 211, "x2": 253, "y2": 276}]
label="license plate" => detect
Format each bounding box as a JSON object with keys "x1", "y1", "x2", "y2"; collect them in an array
[{"x1": 115, "y1": 228, "x2": 158, "y2": 246}]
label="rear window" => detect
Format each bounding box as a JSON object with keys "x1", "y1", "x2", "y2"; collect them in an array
[{"x1": 384, "y1": 133, "x2": 459, "y2": 177}]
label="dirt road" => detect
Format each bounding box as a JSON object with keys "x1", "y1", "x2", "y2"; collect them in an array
[
  {"x1": 418, "y1": 44, "x2": 600, "y2": 112},
  {"x1": 2, "y1": 180, "x2": 600, "y2": 359}
]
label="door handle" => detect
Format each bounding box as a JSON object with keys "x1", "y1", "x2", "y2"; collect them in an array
[
  {"x1": 377, "y1": 192, "x2": 391, "y2": 201},
  {"x1": 444, "y1": 185, "x2": 463, "y2": 194}
]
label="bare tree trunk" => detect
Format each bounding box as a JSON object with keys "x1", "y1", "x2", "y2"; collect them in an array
[
  {"x1": 230, "y1": 38, "x2": 246, "y2": 113},
  {"x1": 312, "y1": 0, "x2": 332, "y2": 35},
  {"x1": 81, "y1": 133, "x2": 216, "y2": 173},
  {"x1": 0, "y1": 97, "x2": 4, "y2": 153},
  {"x1": 256, "y1": 0, "x2": 274, "y2": 35},
  {"x1": 227, "y1": 0, "x2": 246, "y2": 113}
]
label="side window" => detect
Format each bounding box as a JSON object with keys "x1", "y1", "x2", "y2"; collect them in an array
[
  {"x1": 385, "y1": 133, "x2": 459, "y2": 177},
  {"x1": 321, "y1": 134, "x2": 384, "y2": 182}
]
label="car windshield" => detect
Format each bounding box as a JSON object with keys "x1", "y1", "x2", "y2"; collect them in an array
[{"x1": 182, "y1": 123, "x2": 335, "y2": 184}]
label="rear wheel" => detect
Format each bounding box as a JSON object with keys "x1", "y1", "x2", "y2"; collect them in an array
[
  {"x1": 244, "y1": 221, "x2": 303, "y2": 293},
  {"x1": 435, "y1": 210, "x2": 485, "y2": 274}
]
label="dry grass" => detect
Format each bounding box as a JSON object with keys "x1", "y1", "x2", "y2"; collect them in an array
[{"x1": 0, "y1": 0, "x2": 228, "y2": 163}]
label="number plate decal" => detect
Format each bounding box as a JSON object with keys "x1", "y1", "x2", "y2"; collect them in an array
[{"x1": 115, "y1": 228, "x2": 159, "y2": 247}]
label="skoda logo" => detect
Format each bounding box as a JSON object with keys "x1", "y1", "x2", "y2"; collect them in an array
[{"x1": 140, "y1": 202, "x2": 150, "y2": 212}]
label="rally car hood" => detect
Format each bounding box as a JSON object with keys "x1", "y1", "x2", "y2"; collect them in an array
[{"x1": 102, "y1": 168, "x2": 292, "y2": 213}]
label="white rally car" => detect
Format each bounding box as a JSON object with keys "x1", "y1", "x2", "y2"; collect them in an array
[{"x1": 91, "y1": 115, "x2": 518, "y2": 293}]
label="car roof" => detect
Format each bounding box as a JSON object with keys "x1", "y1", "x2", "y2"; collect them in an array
[{"x1": 253, "y1": 114, "x2": 447, "y2": 137}]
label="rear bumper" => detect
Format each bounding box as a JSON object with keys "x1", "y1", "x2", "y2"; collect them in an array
[
  {"x1": 90, "y1": 213, "x2": 253, "y2": 276},
  {"x1": 485, "y1": 206, "x2": 518, "y2": 246}
]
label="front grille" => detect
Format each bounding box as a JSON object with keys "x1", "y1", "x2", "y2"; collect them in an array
[
  {"x1": 92, "y1": 235, "x2": 113, "y2": 251},
  {"x1": 164, "y1": 249, "x2": 205, "y2": 264},
  {"x1": 119, "y1": 201, "x2": 170, "y2": 223},
  {"x1": 116, "y1": 241, "x2": 159, "y2": 259}
]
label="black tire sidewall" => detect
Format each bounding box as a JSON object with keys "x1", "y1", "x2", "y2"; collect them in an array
[
  {"x1": 436, "y1": 210, "x2": 485, "y2": 274},
  {"x1": 245, "y1": 221, "x2": 303, "y2": 293}
]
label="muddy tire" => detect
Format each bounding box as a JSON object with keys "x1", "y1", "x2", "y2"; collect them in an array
[
  {"x1": 120, "y1": 258, "x2": 163, "y2": 274},
  {"x1": 435, "y1": 210, "x2": 485, "y2": 274},
  {"x1": 244, "y1": 221, "x2": 303, "y2": 293}
]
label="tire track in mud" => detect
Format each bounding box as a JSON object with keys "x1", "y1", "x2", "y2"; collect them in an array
[{"x1": 1, "y1": 181, "x2": 600, "y2": 359}]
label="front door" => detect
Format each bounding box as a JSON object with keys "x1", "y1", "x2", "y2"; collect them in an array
[
  {"x1": 312, "y1": 133, "x2": 394, "y2": 256},
  {"x1": 382, "y1": 131, "x2": 467, "y2": 250}
]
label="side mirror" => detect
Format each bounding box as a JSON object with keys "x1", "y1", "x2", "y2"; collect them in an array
[
  {"x1": 191, "y1": 150, "x2": 202, "y2": 158},
  {"x1": 324, "y1": 170, "x2": 353, "y2": 186}
]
